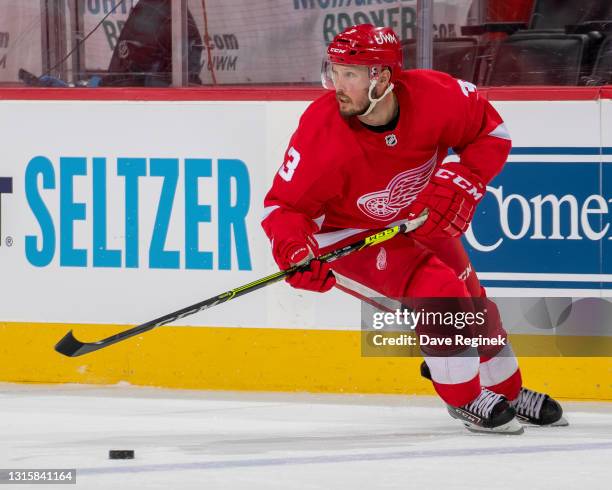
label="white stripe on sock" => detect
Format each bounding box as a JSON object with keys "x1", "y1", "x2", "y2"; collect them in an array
[{"x1": 479, "y1": 343, "x2": 519, "y2": 387}]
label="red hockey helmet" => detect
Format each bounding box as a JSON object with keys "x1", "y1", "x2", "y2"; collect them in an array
[
  {"x1": 324, "y1": 24, "x2": 402, "y2": 84},
  {"x1": 322, "y1": 24, "x2": 402, "y2": 116}
]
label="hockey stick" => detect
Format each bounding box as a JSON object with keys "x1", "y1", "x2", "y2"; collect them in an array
[{"x1": 54, "y1": 213, "x2": 427, "y2": 357}]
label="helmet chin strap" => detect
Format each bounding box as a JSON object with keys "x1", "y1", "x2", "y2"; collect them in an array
[{"x1": 361, "y1": 79, "x2": 394, "y2": 117}]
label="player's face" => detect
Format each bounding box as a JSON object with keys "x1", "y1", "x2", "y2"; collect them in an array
[{"x1": 331, "y1": 64, "x2": 371, "y2": 117}]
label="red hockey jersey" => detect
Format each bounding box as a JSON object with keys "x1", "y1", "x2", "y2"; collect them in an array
[{"x1": 262, "y1": 69, "x2": 511, "y2": 249}]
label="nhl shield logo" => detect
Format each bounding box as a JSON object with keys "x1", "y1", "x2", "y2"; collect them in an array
[{"x1": 385, "y1": 134, "x2": 397, "y2": 147}]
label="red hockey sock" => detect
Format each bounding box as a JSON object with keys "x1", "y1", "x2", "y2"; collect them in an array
[
  {"x1": 484, "y1": 368, "x2": 522, "y2": 401},
  {"x1": 432, "y1": 374, "x2": 481, "y2": 407}
]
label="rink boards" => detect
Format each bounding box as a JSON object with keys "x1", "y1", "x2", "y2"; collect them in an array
[{"x1": 0, "y1": 87, "x2": 610, "y2": 399}]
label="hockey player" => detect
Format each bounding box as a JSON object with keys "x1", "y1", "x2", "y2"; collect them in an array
[{"x1": 261, "y1": 24, "x2": 566, "y2": 434}]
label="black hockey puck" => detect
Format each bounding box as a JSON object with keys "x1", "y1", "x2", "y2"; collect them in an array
[{"x1": 109, "y1": 450, "x2": 135, "y2": 459}]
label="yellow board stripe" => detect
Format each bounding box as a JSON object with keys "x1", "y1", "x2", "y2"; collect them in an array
[{"x1": 0, "y1": 322, "x2": 610, "y2": 400}]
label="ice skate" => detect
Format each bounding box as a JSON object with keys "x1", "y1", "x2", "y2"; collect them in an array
[
  {"x1": 421, "y1": 361, "x2": 568, "y2": 429},
  {"x1": 511, "y1": 387, "x2": 569, "y2": 427},
  {"x1": 448, "y1": 388, "x2": 524, "y2": 435}
]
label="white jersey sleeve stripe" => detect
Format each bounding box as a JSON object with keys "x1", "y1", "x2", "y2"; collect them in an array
[
  {"x1": 313, "y1": 218, "x2": 413, "y2": 249},
  {"x1": 261, "y1": 205, "x2": 280, "y2": 222},
  {"x1": 314, "y1": 227, "x2": 366, "y2": 249},
  {"x1": 313, "y1": 214, "x2": 326, "y2": 230},
  {"x1": 488, "y1": 122, "x2": 511, "y2": 140}
]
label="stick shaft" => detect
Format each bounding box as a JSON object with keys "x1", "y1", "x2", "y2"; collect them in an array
[{"x1": 54, "y1": 216, "x2": 425, "y2": 357}]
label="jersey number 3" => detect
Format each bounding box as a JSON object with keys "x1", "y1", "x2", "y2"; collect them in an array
[{"x1": 279, "y1": 146, "x2": 301, "y2": 182}]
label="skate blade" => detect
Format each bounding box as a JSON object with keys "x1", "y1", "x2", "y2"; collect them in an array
[
  {"x1": 518, "y1": 415, "x2": 569, "y2": 427},
  {"x1": 550, "y1": 416, "x2": 569, "y2": 427},
  {"x1": 462, "y1": 418, "x2": 524, "y2": 435}
]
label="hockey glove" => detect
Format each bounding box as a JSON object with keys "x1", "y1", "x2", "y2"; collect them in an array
[
  {"x1": 271, "y1": 231, "x2": 336, "y2": 293},
  {"x1": 286, "y1": 259, "x2": 336, "y2": 293},
  {"x1": 272, "y1": 233, "x2": 318, "y2": 270},
  {"x1": 408, "y1": 163, "x2": 485, "y2": 238}
]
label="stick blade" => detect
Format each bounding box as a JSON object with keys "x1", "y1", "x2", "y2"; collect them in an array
[{"x1": 54, "y1": 330, "x2": 99, "y2": 357}]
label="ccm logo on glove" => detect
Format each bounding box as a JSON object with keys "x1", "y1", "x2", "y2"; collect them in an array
[
  {"x1": 434, "y1": 168, "x2": 484, "y2": 201},
  {"x1": 408, "y1": 163, "x2": 486, "y2": 238}
]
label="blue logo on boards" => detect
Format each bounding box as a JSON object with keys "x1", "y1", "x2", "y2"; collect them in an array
[
  {"x1": 24, "y1": 156, "x2": 252, "y2": 270},
  {"x1": 463, "y1": 147, "x2": 612, "y2": 289}
]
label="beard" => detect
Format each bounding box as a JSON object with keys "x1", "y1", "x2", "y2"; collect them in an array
[{"x1": 336, "y1": 91, "x2": 370, "y2": 117}]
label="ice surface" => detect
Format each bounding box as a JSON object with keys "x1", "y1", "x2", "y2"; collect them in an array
[{"x1": 0, "y1": 383, "x2": 610, "y2": 490}]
